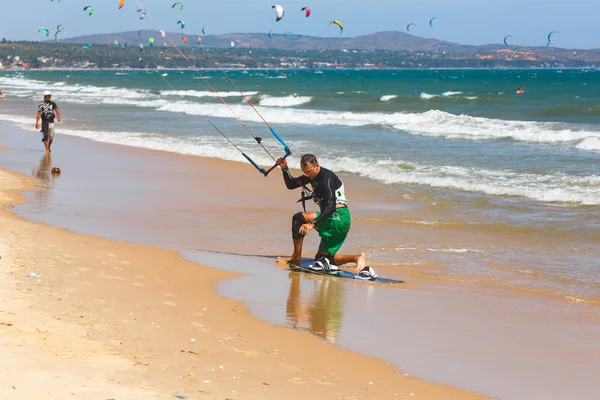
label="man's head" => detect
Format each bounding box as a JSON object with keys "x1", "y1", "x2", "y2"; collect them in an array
[
  {"x1": 43, "y1": 91, "x2": 51, "y2": 101},
  {"x1": 300, "y1": 154, "x2": 320, "y2": 180}
]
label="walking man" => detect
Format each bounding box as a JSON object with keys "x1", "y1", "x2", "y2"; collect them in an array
[{"x1": 35, "y1": 91, "x2": 61, "y2": 153}]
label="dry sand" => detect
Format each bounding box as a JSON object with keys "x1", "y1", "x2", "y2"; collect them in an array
[{"x1": 0, "y1": 167, "x2": 487, "y2": 399}]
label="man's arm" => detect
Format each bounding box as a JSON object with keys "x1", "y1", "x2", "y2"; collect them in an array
[
  {"x1": 282, "y1": 169, "x2": 310, "y2": 190},
  {"x1": 55, "y1": 108, "x2": 61, "y2": 122},
  {"x1": 35, "y1": 112, "x2": 41, "y2": 129},
  {"x1": 277, "y1": 157, "x2": 309, "y2": 190},
  {"x1": 311, "y1": 174, "x2": 337, "y2": 225}
]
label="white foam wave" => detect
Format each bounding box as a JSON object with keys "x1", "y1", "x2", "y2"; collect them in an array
[
  {"x1": 0, "y1": 112, "x2": 275, "y2": 166},
  {"x1": 3, "y1": 75, "x2": 600, "y2": 151},
  {"x1": 157, "y1": 102, "x2": 600, "y2": 149},
  {"x1": 259, "y1": 95, "x2": 312, "y2": 107},
  {"x1": 576, "y1": 137, "x2": 600, "y2": 151},
  {"x1": 465, "y1": 96, "x2": 478, "y2": 100},
  {"x1": 0, "y1": 76, "x2": 157, "y2": 104},
  {"x1": 59, "y1": 129, "x2": 253, "y2": 162},
  {"x1": 390, "y1": 110, "x2": 600, "y2": 145},
  {"x1": 0, "y1": 114, "x2": 33, "y2": 126},
  {"x1": 322, "y1": 156, "x2": 600, "y2": 205},
  {"x1": 442, "y1": 91, "x2": 463, "y2": 96},
  {"x1": 161, "y1": 90, "x2": 258, "y2": 98},
  {"x1": 2, "y1": 112, "x2": 599, "y2": 205},
  {"x1": 380, "y1": 95, "x2": 398, "y2": 102},
  {"x1": 420, "y1": 92, "x2": 439, "y2": 99},
  {"x1": 336, "y1": 90, "x2": 366, "y2": 95}
]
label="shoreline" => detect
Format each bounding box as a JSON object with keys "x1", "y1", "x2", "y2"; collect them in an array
[
  {"x1": 1, "y1": 108, "x2": 600, "y2": 399},
  {"x1": 0, "y1": 161, "x2": 487, "y2": 397},
  {"x1": 1, "y1": 114, "x2": 599, "y2": 307}
]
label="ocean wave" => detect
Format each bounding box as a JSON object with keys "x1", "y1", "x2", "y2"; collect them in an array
[
  {"x1": 258, "y1": 95, "x2": 312, "y2": 107},
  {"x1": 336, "y1": 90, "x2": 367, "y2": 96},
  {"x1": 157, "y1": 102, "x2": 600, "y2": 148},
  {"x1": 0, "y1": 114, "x2": 32, "y2": 125},
  {"x1": 391, "y1": 110, "x2": 600, "y2": 145},
  {"x1": 380, "y1": 95, "x2": 398, "y2": 102},
  {"x1": 323, "y1": 156, "x2": 600, "y2": 205},
  {"x1": 442, "y1": 91, "x2": 463, "y2": 96},
  {"x1": 161, "y1": 90, "x2": 258, "y2": 98},
  {"x1": 3, "y1": 75, "x2": 600, "y2": 151},
  {"x1": 420, "y1": 92, "x2": 439, "y2": 99},
  {"x1": 575, "y1": 137, "x2": 600, "y2": 151},
  {"x1": 0, "y1": 112, "x2": 274, "y2": 165},
  {"x1": 0, "y1": 76, "x2": 157, "y2": 102},
  {"x1": 2, "y1": 112, "x2": 599, "y2": 205}
]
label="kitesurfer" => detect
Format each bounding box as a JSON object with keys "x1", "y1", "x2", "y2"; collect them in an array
[{"x1": 276, "y1": 154, "x2": 377, "y2": 280}]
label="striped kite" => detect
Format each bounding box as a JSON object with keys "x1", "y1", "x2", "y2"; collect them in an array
[{"x1": 330, "y1": 20, "x2": 343, "y2": 35}]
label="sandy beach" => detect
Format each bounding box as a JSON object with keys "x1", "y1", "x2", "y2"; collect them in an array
[
  {"x1": 0, "y1": 151, "x2": 490, "y2": 397},
  {"x1": 0, "y1": 112, "x2": 599, "y2": 399}
]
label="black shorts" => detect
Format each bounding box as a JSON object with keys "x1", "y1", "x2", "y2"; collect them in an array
[{"x1": 41, "y1": 120, "x2": 55, "y2": 142}]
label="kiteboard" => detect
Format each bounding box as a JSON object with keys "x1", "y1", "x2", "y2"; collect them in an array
[{"x1": 287, "y1": 260, "x2": 404, "y2": 284}]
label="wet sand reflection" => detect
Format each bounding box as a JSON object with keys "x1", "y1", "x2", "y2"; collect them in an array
[
  {"x1": 286, "y1": 272, "x2": 344, "y2": 343},
  {"x1": 31, "y1": 153, "x2": 60, "y2": 204}
]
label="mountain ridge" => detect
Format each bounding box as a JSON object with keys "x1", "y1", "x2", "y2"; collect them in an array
[{"x1": 61, "y1": 30, "x2": 596, "y2": 53}]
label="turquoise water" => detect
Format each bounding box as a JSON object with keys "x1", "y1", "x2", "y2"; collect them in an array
[{"x1": 1, "y1": 68, "x2": 600, "y2": 303}]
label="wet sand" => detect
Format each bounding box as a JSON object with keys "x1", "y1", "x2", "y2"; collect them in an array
[
  {"x1": 0, "y1": 169, "x2": 485, "y2": 398},
  {"x1": 1, "y1": 120, "x2": 600, "y2": 399}
]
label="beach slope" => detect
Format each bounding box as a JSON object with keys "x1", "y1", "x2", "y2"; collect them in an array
[{"x1": 0, "y1": 167, "x2": 486, "y2": 399}]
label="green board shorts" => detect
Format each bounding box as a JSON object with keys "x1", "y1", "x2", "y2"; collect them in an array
[{"x1": 315, "y1": 207, "x2": 351, "y2": 256}]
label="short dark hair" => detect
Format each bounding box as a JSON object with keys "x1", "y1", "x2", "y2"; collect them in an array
[{"x1": 300, "y1": 154, "x2": 318, "y2": 167}]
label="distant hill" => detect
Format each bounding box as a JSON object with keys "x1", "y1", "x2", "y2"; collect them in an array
[
  {"x1": 64, "y1": 30, "x2": 460, "y2": 51},
  {"x1": 61, "y1": 30, "x2": 600, "y2": 63}
]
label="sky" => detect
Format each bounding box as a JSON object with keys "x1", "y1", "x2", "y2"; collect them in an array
[{"x1": 1, "y1": 0, "x2": 598, "y2": 49}]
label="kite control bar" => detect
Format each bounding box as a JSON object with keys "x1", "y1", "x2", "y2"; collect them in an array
[
  {"x1": 207, "y1": 120, "x2": 292, "y2": 177},
  {"x1": 262, "y1": 127, "x2": 292, "y2": 176}
]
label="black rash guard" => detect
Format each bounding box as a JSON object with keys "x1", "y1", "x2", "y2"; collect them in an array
[{"x1": 283, "y1": 167, "x2": 348, "y2": 225}]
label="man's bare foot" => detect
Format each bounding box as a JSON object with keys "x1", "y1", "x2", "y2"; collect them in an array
[
  {"x1": 277, "y1": 256, "x2": 300, "y2": 265},
  {"x1": 355, "y1": 252, "x2": 367, "y2": 273}
]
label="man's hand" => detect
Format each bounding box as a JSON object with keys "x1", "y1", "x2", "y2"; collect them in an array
[
  {"x1": 35, "y1": 122, "x2": 39, "y2": 129},
  {"x1": 299, "y1": 223, "x2": 314, "y2": 236},
  {"x1": 276, "y1": 157, "x2": 288, "y2": 170},
  {"x1": 57, "y1": 118, "x2": 60, "y2": 122}
]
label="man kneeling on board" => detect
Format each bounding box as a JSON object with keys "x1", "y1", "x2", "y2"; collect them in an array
[{"x1": 276, "y1": 154, "x2": 377, "y2": 280}]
